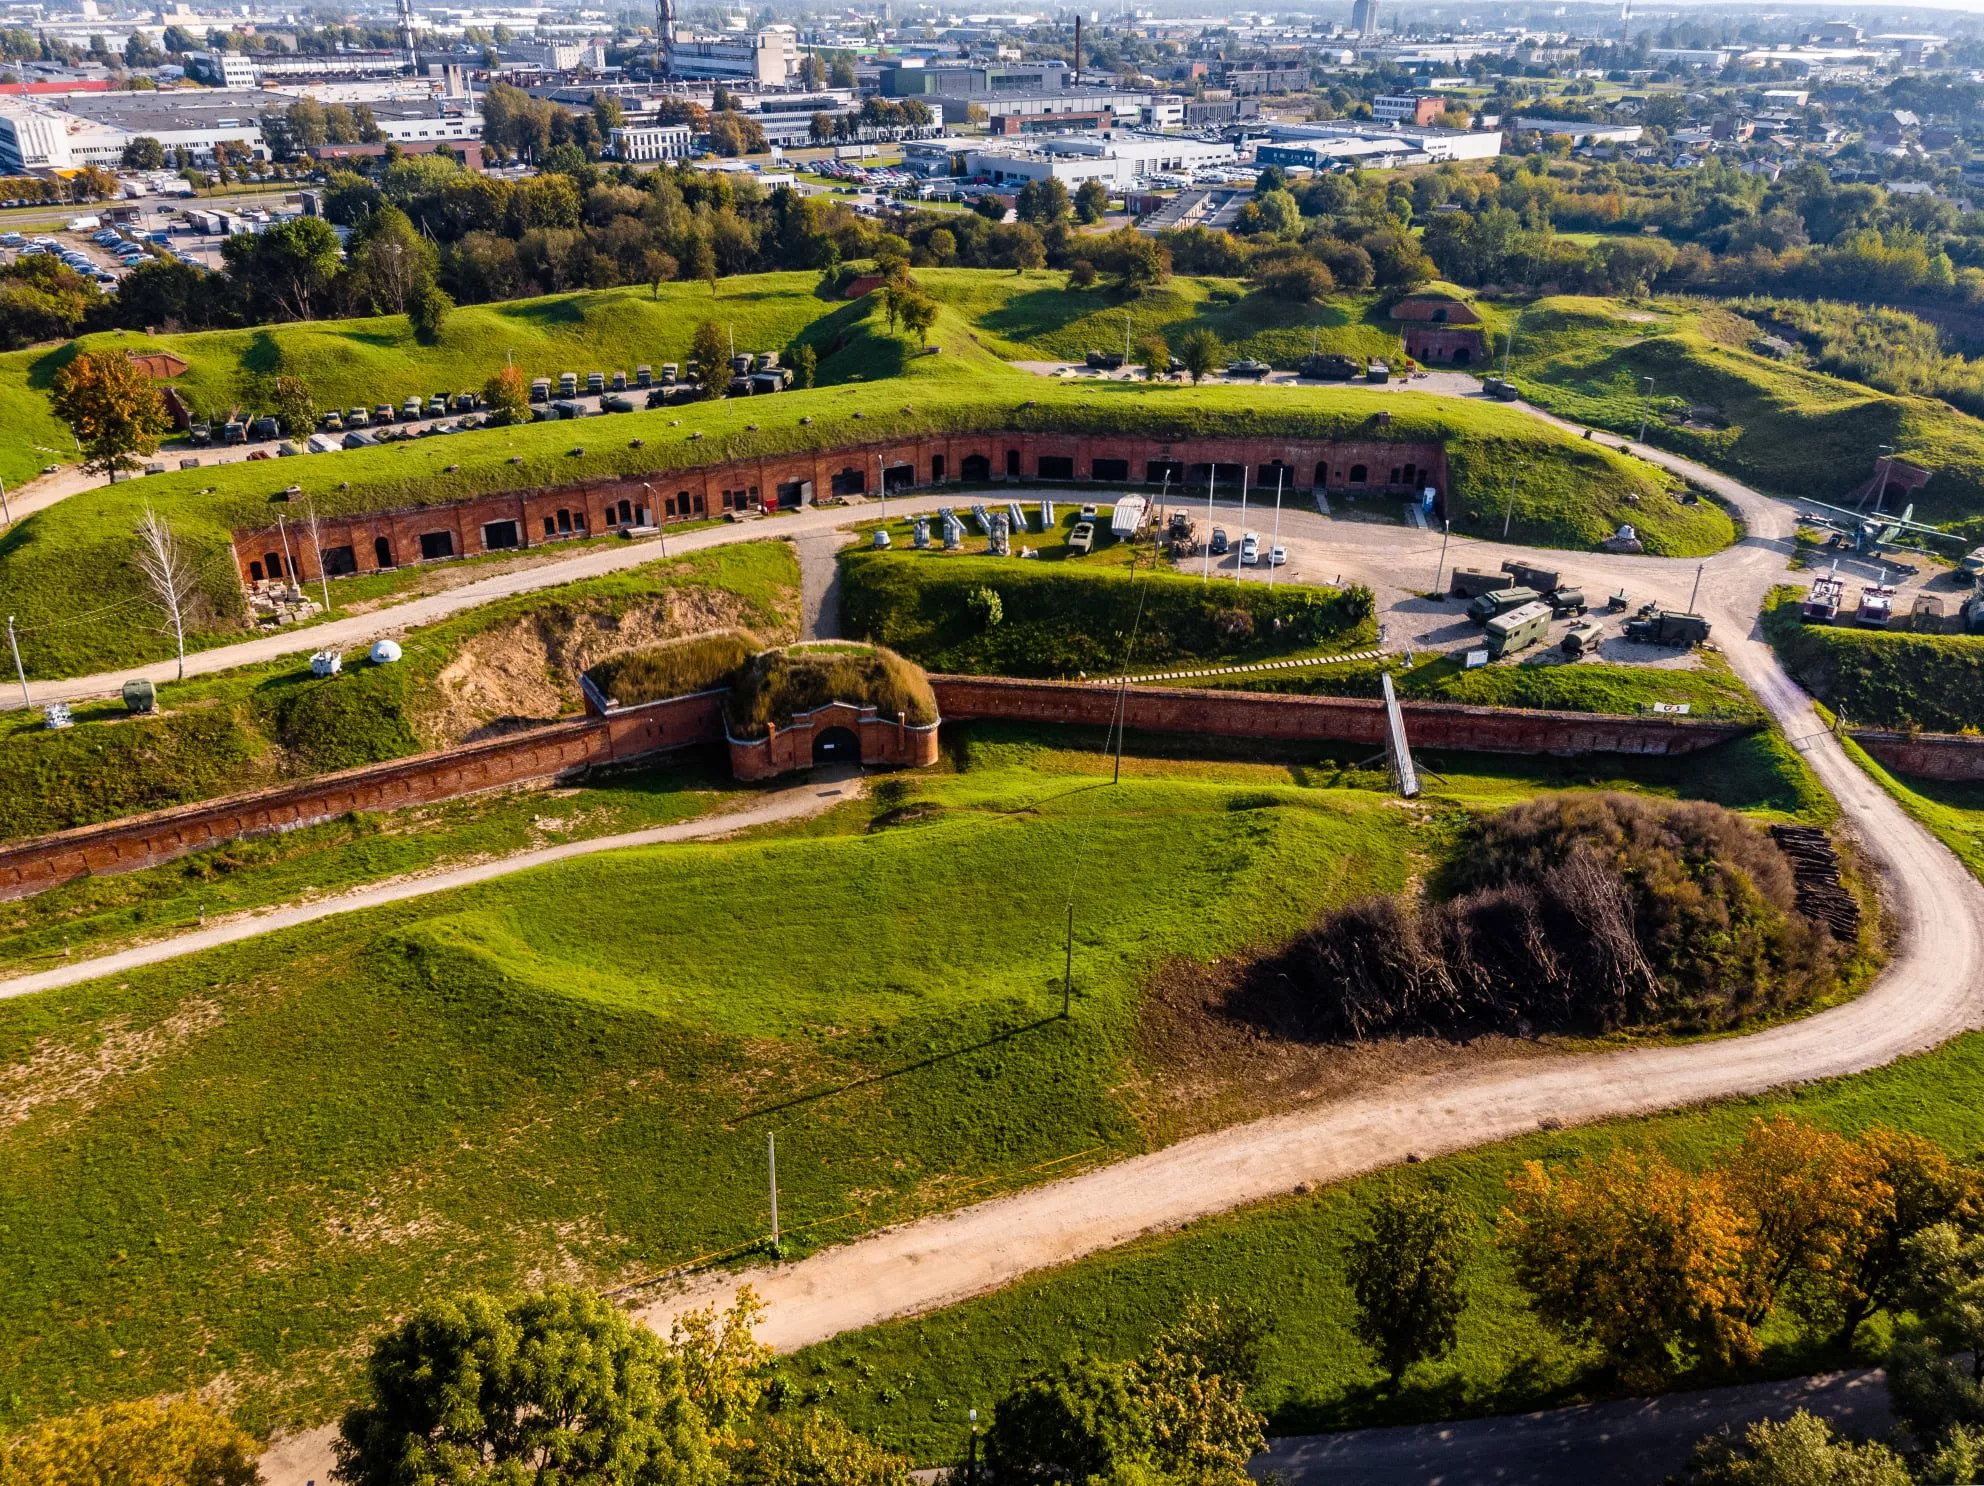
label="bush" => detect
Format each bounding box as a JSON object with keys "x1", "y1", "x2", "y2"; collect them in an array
[
  {"x1": 841, "y1": 553, "x2": 1373, "y2": 678},
  {"x1": 584, "y1": 630, "x2": 758, "y2": 706},
  {"x1": 724, "y1": 644, "x2": 937, "y2": 738},
  {"x1": 1245, "y1": 792, "x2": 1841, "y2": 1039},
  {"x1": 967, "y1": 585, "x2": 1003, "y2": 628}
]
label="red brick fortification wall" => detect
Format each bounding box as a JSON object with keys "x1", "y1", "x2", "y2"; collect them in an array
[
  {"x1": 1852, "y1": 729, "x2": 1984, "y2": 782},
  {"x1": 0, "y1": 691, "x2": 727, "y2": 902},
  {"x1": 728, "y1": 701, "x2": 941, "y2": 781},
  {"x1": 230, "y1": 429, "x2": 1452, "y2": 585},
  {"x1": 929, "y1": 676, "x2": 1752, "y2": 757}
]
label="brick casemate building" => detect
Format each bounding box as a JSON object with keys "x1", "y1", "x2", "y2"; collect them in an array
[
  {"x1": 727, "y1": 699, "x2": 941, "y2": 780},
  {"x1": 229, "y1": 428, "x2": 1450, "y2": 585},
  {"x1": 1391, "y1": 295, "x2": 1489, "y2": 368}
]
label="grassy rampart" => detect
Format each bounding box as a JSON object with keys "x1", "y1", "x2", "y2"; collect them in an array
[{"x1": 1762, "y1": 586, "x2": 1984, "y2": 733}]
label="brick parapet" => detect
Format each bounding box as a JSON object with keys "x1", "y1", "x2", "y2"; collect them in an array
[{"x1": 1850, "y1": 728, "x2": 1984, "y2": 781}]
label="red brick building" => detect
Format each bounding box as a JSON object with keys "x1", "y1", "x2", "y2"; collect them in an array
[
  {"x1": 727, "y1": 699, "x2": 940, "y2": 779},
  {"x1": 230, "y1": 428, "x2": 1451, "y2": 586},
  {"x1": 1391, "y1": 295, "x2": 1488, "y2": 367}
]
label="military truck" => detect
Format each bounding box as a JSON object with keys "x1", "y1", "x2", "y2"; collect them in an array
[
  {"x1": 1449, "y1": 567, "x2": 1513, "y2": 600},
  {"x1": 1467, "y1": 586, "x2": 1542, "y2": 625},
  {"x1": 1300, "y1": 352, "x2": 1360, "y2": 381},
  {"x1": 1500, "y1": 559, "x2": 1562, "y2": 594},
  {"x1": 1548, "y1": 586, "x2": 1587, "y2": 617},
  {"x1": 1967, "y1": 597, "x2": 1984, "y2": 635},
  {"x1": 1624, "y1": 610, "x2": 1712, "y2": 647},
  {"x1": 1481, "y1": 376, "x2": 1521, "y2": 401},
  {"x1": 1961, "y1": 547, "x2": 1984, "y2": 585},
  {"x1": 1485, "y1": 600, "x2": 1553, "y2": 658},
  {"x1": 1165, "y1": 510, "x2": 1198, "y2": 557}
]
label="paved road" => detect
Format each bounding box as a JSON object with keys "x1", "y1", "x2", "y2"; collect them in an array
[
  {"x1": 1259, "y1": 1369, "x2": 1891, "y2": 1486},
  {"x1": 0, "y1": 770, "x2": 863, "y2": 1002}
]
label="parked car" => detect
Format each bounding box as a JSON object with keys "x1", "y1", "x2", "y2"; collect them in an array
[
  {"x1": 320, "y1": 410, "x2": 344, "y2": 432},
  {"x1": 402, "y1": 397, "x2": 424, "y2": 420},
  {"x1": 345, "y1": 406, "x2": 369, "y2": 427},
  {"x1": 1240, "y1": 531, "x2": 1261, "y2": 566},
  {"x1": 373, "y1": 404, "x2": 395, "y2": 423},
  {"x1": 1268, "y1": 544, "x2": 1287, "y2": 567},
  {"x1": 1208, "y1": 527, "x2": 1230, "y2": 555},
  {"x1": 426, "y1": 396, "x2": 447, "y2": 418}
]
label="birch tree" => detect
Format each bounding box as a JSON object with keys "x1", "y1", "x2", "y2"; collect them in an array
[{"x1": 134, "y1": 506, "x2": 194, "y2": 679}]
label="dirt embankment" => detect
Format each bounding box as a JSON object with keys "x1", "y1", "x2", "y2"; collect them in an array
[{"x1": 424, "y1": 587, "x2": 765, "y2": 747}]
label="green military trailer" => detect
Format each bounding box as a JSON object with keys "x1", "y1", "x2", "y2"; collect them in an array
[{"x1": 1485, "y1": 600, "x2": 1554, "y2": 658}]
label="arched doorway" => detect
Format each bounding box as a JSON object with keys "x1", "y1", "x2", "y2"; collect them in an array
[
  {"x1": 962, "y1": 453, "x2": 991, "y2": 481},
  {"x1": 813, "y1": 726, "x2": 859, "y2": 763},
  {"x1": 1349, "y1": 464, "x2": 1368, "y2": 485},
  {"x1": 1452, "y1": 346, "x2": 1471, "y2": 365}
]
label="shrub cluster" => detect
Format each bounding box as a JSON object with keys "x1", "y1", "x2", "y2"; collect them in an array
[
  {"x1": 724, "y1": 644, "x2": 938, "y2": 738},
  {"x1": 1765, "y1": 591, "x2": 1984, "y2": 734},
  {"x1": 1246, "y1": 792, "x2": 1840, "y2": 1039},
  {"x1": 841, "y1": 552, "x2": 1374, "y2": 678},
  {"x1": 584, "y1": 630, "x2": 759, "y2": 707}
]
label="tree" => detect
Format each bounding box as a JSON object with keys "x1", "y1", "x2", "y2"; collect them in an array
[
  {"x1": 1015, "y1": 177, "x2": 1071, "y2": 225},
  {"x1": 1067, "y1": 258, "x2": 1098, "y2": 290},
  {"x1": 1346, "y1": 1185, "x2": 1472, "y2": 1387},
  {"x1": 1074, "y1": 178, "x2": 1109, "y2": 224},
  {"x1": 120, "y1": 134, "x2": 165, "y2": 169},
  {"x1": 690, "y1": 236, "x2": 718, "y2": 297},
  {"x1": 644, "y1": 247, "x2": 679, "y2": 298},
  {"x1": 1177, "y1": 327, "x2": 1223, "y2": 383},
  {"x1": 984, "y1": 1355, "x2": 1149, "y2": 1486},
  {"x1": 1671, "y1": 1411, "x2": 1910, "y2": 1486},
  {"x1": 222, "y1": 214, "x2": 341, "y2": 321},
  {"x1": 787, "y1": 342, "x2": 817, "y2": 390},
  {"x1": 484, "y1": 363, "x2": 530, "y2": 425},
  {"x1": 407, "y1": 281, "x2": 453, "y2": 344},
  {"x1": 1133, "y1": 333, "x2": 1171, "y2": 380},
  {"x1": 732, "y1": 1411, "x2": 911, "y2": 1486},
  {"x1": 1502, "y1": 1150, "x2": 1758, "y2": 1388},
  {"x1": 798, "y1": 52, "x2": 828, "y2": 90},
  {"x1": 50, "y1": 350, "x2": 170, "y2": 478},
  {"x1": 0, "y1": 1395, "x2": 258, "y2": 1486},
  {"x1": 0, "y1": 256, "x2": 101, "y2": 349},
  {"x1": 1252, "y1": 255, "x2": 1334, "y2": 303},
  {"x1": 1237, "y1": 188, "x2": 1300, "y2": 237},
  {"x1": 348, "y1": 205, "x2": 437, "y2": 315},
  {"x1": 272, "y1": 374, "x2": 315, "y2": 437},
  {"x1": 333, "y1": 1285, "x2": 722, "y2": 1486},
  {"x1": 690, "y1": 319, "x2": 728, "y2": 397},
  {"x1": 133, "y1": 506, "x2": 194, "y2": 680},
  {"x1": 898, "y1": 291, "x2": 938, "y2": 344}
]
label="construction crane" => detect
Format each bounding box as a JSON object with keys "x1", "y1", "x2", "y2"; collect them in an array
[{"x1": 1795, "y1": 498, "x2": 1964, "y2": 559}]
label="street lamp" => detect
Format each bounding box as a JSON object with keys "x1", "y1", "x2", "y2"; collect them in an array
[
  {"x1": 1636, "y1": 377, "x2": 1655, "y2": 444},
  {"x1": 643, "y1": 483, "x2": 667, "y2": 555}
]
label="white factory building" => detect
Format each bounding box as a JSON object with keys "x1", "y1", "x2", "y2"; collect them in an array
[
  {"x1": 1255, "y1": 120, "x2": 1503, "y2": 168},
  {"x1": 961, "y1": 132, "x2": 1235, "y2": 186},
  {"x1": 609, "y1": 123, "x2": 695, "y2": 161}
]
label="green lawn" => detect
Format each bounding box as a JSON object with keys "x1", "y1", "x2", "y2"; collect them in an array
[
  {"x1": 1505, "y1": 295, "x2": 1984, "y2": 537},
  {"x1": 0, "y1": 292, "x2": 1719, "y2": 680},
  {"x1": 0, "y1": 726, "x2": 1819, "y2": 1438},
  {"x1": 0, "y1": 757, "x2": 744, "y2": 973},
  {"x1": 0, "y1": 540, "x2": 797, "y2": 841}
]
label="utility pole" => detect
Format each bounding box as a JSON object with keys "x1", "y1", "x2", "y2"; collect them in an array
[
  {"x1": 1234, "y1": 465, "x2": 1249, "y2": 588},
  {"x1": 767, "y1": 1131, "x2": 779, "y2": 1247},
  {"x1": 5, "y1": 617, "x2": 27, "y2": 712},
  {"x1": 1432, "y1": 519, "x2": 1451, "y2": 594},
  {"x1": 1201, "y1": 464, "x2": 1215, "y2": 584},
  {"x1": 1268, "y1": 466, "x2": 1284, "y2": 590},
  {"x1": 1502, "y1": 469, "x2": 1519, "y2": 540},
  {"x1": 0, "y1": 477, "x2": 11, "y2": 526},
  {"x1": 1063, "y1": 904, "x2": 1073, "y2": 1018},
  {"x1": 877, "y1": 452, "x2": 886, "y2": 525},
  {"x1": 968, "y1": 1411, "x2": 980, "y2": 1486},
  {"x1": 1637, "y1": 377, "x2": 1655, "y2": 444},
  {"x1": 1501, "y1": 309, "x2": 1518, "y2": 379},
  {"x1": 644, "y1": 483, "x2": 668, "y2": 553},
  {"x1": 1687, "y1": 560, "x2": 1704, "y2": 615}
]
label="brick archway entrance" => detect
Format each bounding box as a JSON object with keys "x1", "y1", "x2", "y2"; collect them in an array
[{"x1": 813, "y1": 726, "x2": 859, "y2": 763}]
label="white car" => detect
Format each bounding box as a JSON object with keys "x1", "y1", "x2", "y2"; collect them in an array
[
  {"x1": 1268, "y1": 545, "x2": 1287, "y2": 567},
  {"x1": 1240, "y1": 531, "x2": 1260, "y2": 566}
]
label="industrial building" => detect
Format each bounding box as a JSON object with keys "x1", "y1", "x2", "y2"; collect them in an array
[
  {"x1": 609, "y1": 122, "x2": 696, "y2": 161},
  {"x1": 665, "y1": 28, "x2": 802, "y2": 85},
  {"x1": 962, "y1": 132, "x2": 1235, "y2": 186},
  {"x1": 879, "y1": 59, "x2": 1070, "y2": 96},
  {"x1": 1256, "y1": 119, "x2": 1502, "y2": 168}
]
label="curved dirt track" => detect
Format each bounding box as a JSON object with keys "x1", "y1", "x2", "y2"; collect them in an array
[{"x1": 191, "y1": 397, "x2": 1984, "y2": 1483}]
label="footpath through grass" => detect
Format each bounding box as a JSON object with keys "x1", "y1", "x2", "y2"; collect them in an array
[
  {"x1": 0, "y1": 540, "x2": 796, "y2": 842},
  {"x1": 1507, "y1": 295, "x2": 1984, "y2": 537},
  {"x1": 0, "y1": 757, "x2": 743, "y2": 974},
  {"x1": 0, "y1": 725, "x2": 1820, "y2": 1439}
]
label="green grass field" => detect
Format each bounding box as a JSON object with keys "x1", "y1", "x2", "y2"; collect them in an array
[
  {"x1": 0, "y1": 726, "x2": 1822, "y2": 1438},
  {"x1": 1506, "y1": 296, "x2": 1984, "y2": 537},
  {"x1": 0, "y1": 757, "x2": 744, "y2": 974},
  {"x1": 1761, "y1": 585, "x2": 1984, "y2": 733},
  {"x1": 0, "y1": 291, "x2": 1720, "y2": 680},
  {"x1": 0, "y1": 540, "x2": 796, "y2": 840}
]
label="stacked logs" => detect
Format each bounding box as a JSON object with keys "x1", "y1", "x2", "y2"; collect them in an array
[{"x1": 1769, "y1": 824, "x2": 1862, "y2": 943}]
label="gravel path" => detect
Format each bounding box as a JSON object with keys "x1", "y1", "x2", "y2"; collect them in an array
[{"x1": 0, "y1": 769, "x2": 863, "y2": 1002}]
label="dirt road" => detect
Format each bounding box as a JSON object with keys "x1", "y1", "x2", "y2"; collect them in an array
[
  {"x1": 0, "y1": 770, "x2": 863, "y2": 1003},
  {"x1": 143, "y1": 393, "x2": 1984, "y2": 1482}
]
